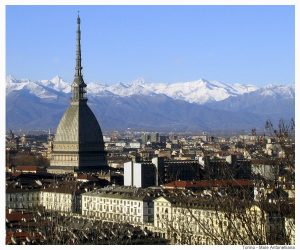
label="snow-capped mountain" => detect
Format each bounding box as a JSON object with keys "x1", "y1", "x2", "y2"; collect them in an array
[
  {"x1": 258, "y1": 84, "x2": 295, "y2": 98},
  {"x1": 206, "y1": 84, "x2": 295, "y2": 124},
  {"x1": 6, "y1": 75, "x2": 258, "y2": 104},
  {"x1": 6, "y1": 75, "x2": 294, "y2": 131},
  {"x1": 146, "y1": 79, "x2": 257, "y2": 104},
  {"x1": 39, "y1": 76, "x2": 71, "y2": 93},
  {"x1": 6, "y1": 75, "x2": 70, "y2": 99},
  {"x1": 208, "y1": 84, "x2": 295, "y2": 110}
]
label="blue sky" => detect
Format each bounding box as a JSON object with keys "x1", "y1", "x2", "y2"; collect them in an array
[{"x1": 6, "y1": 5, "x2": 295, "y2": 86}]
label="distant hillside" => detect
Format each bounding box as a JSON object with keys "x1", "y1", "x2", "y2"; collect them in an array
[{"x1": 6, "y1": 76, "x2": 295, "y2": 132}]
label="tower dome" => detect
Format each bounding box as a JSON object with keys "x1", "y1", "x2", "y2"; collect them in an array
[
  {"x1": 54, "y1": 104, "x2": 105, "y2": 146},
  {"x1": 49, "y1": 14, "x2": 108, "y2": 174}
]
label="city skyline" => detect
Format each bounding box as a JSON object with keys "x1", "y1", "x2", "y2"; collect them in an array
[
  {"x1": 4, "y1": 3, "x2": 296, "y2": 246},
  {"x1": 6, "y1": 5, "x2": 295, "y2": 86}
]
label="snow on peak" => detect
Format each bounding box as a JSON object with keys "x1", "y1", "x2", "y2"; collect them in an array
[
  {"x1": 50, "y1": 75, "x2": 63, "y2": 84},
  {"x1": 259, "y1": 85, "x2": 295, "y2": 98},
  {"x1": 7, "y1": 75, "x2": 293, "y2": 104},
  {"x1": 6, "y1": 74, "x2": 18, "y2": 83},
  {"x1": 39, "y1": 76, "x2": 71, "y2": 93},
  {"x1": 131, "y1": 77, "x2": 146, "y2": 85},
  {"x1": 146, "y1": 79, "x2": 257, "y2": 104},
  {"x1": 118, "y1": 82, "x2": 130, "y2": 88}
]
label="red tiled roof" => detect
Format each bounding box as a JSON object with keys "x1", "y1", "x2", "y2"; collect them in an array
[
  {"x1": 15, "y1": 166, "x2": 40, "y2": 171},
  {"x1": 6, "y1": 231, "x2": 43, "y2": 244},
  {"x1": 164, "y1": 179, "x2": 253, "y2": 189},
  {"x1": 6, "y1": 211, "x2": 32, "y2": 223},
  {"x1": 77, "y1": 174, "x2": 99, "y2": 181}
]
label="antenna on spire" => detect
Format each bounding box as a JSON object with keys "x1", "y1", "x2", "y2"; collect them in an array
[
  {"x1": 75, "y1": 12, "x2": 82, "y2": 77},
  {"x1": 72, "y1": 13, "x2": 87, "y2": 102},
  {"x1": 77, "y1": 11, "x2": 80, "y2": 24}
]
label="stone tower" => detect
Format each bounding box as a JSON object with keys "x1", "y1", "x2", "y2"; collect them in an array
[{"x1": 49, "y1": 14, "x2": 108, "y2": 174}]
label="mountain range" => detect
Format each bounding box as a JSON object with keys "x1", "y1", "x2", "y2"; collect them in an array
[{"x1": 6, "y1": 75, "x2": 295, "y2": 132}]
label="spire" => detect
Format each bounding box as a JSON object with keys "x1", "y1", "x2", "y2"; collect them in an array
[
  {"x1": 75, "y1": 12, "x2": 82, "y2": 77},
  {"x1": 72, "y1": 12, "x2": 87, "y2": 103}
]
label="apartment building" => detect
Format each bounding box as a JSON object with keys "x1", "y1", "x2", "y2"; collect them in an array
[
  {"x1": 40, "y1": 182, "x2": 85, "y2": 213},
  {"x1": 153, "y1": 196, "x2": 293, "y2": 245},
  {"x1": 6, "y1": 188, "x2": 41, "y2": 210},
  {"x1": 82, "y1": 186, "x2": 155, "y2": 225}
]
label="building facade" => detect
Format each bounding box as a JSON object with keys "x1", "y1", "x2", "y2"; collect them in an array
[
  {"x1": 124, "y1": 157, "x2": 203, "y2": 188},
  {"x1": 81, "y1": 186, "x2": 154, "y2": 224},
  {"x1": 124, "y1": 161, "x2": 156, "y2": 188},
  {"x1": 40, "y1": 186, "x2": 82, "y2": 213},
  {"x1": 6, "y1": 189, "x2": 41, "y2": 210},
  {"x1": 153, "y1": 196, "x2": 294, "y2": 245}
]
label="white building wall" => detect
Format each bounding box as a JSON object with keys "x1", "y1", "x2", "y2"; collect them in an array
[
  {"x1": 129, "y1": 142, "x2": 141, "y2": 149},
  {"x1": 40, "y1": 191, "x2": 73, "y2": 212},
  {"x1": 81, "y1": 193, "x2": 152, "y2": 225},
  {"x1": 116, "y1": 142, "x2": 126, "y2": 147},
  {"x1": 133, "y1": 163, "x2": 142, "y2": 188},
  {"x1": 124, "y1": 161, "x2": 133, "y2": 186}
]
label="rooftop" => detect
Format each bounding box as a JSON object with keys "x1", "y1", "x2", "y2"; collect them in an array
[{"x1": 163, "y1": 179, "x2": 253, "y2": 189}]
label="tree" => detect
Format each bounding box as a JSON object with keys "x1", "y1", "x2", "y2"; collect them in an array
[
  {"x1": 265, "y1": 119, "x2": 295, "y2": 174},
  {"x1": 11, "y1": 152, "x2": 50, "y2": 167}
]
